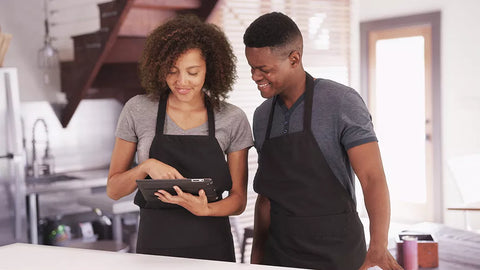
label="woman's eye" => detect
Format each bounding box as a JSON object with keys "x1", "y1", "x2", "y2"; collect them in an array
[{"x1": 188, "y1": 72, "x2": 198, "y2": 76}]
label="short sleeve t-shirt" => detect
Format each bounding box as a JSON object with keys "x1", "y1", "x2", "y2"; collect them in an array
[
  {"x1": 115, "y1": 95, "x2": 254, "y2": 164},
  {"x1": 253, "y1": 78, "x2": 377, "y2": 203}
]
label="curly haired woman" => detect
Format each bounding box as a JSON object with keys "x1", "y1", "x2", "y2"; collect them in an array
[{"x1": 106, "y1": 15, "x2": 253, "y2": 261}]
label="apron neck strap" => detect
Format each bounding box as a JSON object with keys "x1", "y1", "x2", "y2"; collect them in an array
[
  {"x1": 265, "y1": 72, "x2": 315, "y2": 140},
  {"x1": 205, "y1": 98, "x2": 216, "y2": 137},
  {"x1": 303, "y1": 72, "x2": 314, "y2": 131},
  {"x1": 156, "y1": 97, "x2": 168, "y2": 135},
  {"x1": 155, "y1": 95, "x2": 215, "y2": 137}
]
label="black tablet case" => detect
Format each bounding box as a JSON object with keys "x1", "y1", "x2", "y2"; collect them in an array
[{"x1": 136, "y1": 178, "x2": 218, "y2": 202}]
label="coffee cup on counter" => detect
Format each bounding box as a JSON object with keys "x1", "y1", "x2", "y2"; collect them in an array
[{"x1": 402, "y1": 236, "x2": 418, "y2": 270}]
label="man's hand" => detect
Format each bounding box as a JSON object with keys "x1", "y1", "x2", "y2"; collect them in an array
[{"x1": 358, "y1": 245, "x2": 403, "y2": 270}]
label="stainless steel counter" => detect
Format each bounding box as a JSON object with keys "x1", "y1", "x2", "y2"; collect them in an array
[
  {"x1": 77, "y1": 192, "x2": 138, "y2": 243},
  {"x1": 25, "y1": 169, "x2": 109, "y2": 244},
  {"x1": 26, "y1": 169, "x2": 109, "y2": 194}
]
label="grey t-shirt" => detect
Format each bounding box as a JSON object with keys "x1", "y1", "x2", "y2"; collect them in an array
[
  {"x1": 253, "y1": 78, "x2": 377, "y2": 203},
  {"x1": 116, "y1": 95, "x2": 254, "y2": 164}
]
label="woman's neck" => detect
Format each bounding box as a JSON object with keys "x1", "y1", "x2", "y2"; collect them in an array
[
  {"x1": 166, "y1": 93, "x2": 208, "y2": 130},
  {"x1": 167, "y1": 93, "x2": 205, "y2": 112}
]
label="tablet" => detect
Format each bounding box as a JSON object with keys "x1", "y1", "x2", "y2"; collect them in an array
[{"x1": 136, "y1": 178, "x2": 218, "y2": 202}]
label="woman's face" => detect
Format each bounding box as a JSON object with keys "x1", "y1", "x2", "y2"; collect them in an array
[{"x1": 166, "y1": 48, "x2": 206, "y2": 105}]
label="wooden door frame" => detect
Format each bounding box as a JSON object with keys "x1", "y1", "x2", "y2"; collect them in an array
[{"x1": 360, "y1": 12, "x2": 443, "y2": 222}]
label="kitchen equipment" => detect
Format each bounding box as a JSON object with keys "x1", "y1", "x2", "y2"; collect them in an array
[
  {"x1": 41, "y1": 217, "x2": 71, "y2": 245},
  {"x1": 0, "y1": 67, "x2": 27, "y2": 243},
  {"x1": 31, "y1": 118, "x2": 55, "y2": 177}
]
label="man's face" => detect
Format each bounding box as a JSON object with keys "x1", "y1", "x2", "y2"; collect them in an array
[{"x1": 245, "y1": 46, "x2": 293, "y2": 99}]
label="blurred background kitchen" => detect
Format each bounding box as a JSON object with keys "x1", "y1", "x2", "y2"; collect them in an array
[{"x1": 1, "y1": 0, "x2": 480, "y2": 264}]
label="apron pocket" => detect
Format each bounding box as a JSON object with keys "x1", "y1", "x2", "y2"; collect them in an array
[
  {"x1": 270, "y1": 211, "x2": 365, "y2": 256},
  {"x1": 137, "y1": 208, "x2": 232, "y2": 249}
]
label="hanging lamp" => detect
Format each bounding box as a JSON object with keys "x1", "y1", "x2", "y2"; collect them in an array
[{"x1": 37, "y1": 0, "x2": 59, "y2": 85}]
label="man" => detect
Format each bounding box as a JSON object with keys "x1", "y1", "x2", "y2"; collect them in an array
[{"x1": 244, "y1": 12, "x2": 402, "y2": 270}]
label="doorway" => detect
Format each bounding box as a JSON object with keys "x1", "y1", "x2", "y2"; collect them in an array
[{"x1": 360, "y1": 12, "x2": 442, "y2": 223}]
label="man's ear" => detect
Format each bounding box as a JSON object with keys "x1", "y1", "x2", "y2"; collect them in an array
[{"x1": 289, "y1": 50, "x2": 301, "y2": 67}]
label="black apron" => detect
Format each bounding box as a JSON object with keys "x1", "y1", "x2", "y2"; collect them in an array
[
  {"x1": 134, "y1": 97, "x2": 235, "y2": 262},
  {"x1": 253, "y1": 73, "x2": 367, "y2": 270}
]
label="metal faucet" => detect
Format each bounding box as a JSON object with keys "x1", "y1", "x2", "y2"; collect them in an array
[{"x1": 31, "y1": 118, "x2": 54, "y2": 177}]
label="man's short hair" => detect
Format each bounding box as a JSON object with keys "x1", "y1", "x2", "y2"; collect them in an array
[{"x1": 243, "y1": 12, "x2": 302, "y2": 49}]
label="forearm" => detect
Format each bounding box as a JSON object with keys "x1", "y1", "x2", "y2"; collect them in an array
[
  {"x1": 204, "y1": 190, "x2": 246, "y2": 216},
  {"x1": 349, "y1": 142, "x2": 391, "y2": 249},
  {"x1": 251, "y1": 194, "x2": 270, "y2": 264},
  {"x1": 360, "y1": 178, "x2": 403, "y2": 270},
  {"x1": 362, "y1": 178, "x2": 391, "y2": 249},
  {"x1": 107, "y1": 161, "x2": 149, "y2": 200},
  {"x1": 350, "y1": 142, "x2": 401, "y2": 269},
  {"x1": 203, "y1": 148, "x2": 248, "y2": 216}
]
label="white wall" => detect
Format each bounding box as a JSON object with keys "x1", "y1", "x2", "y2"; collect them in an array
[
  {"x1": 0, "y1": 0, "x2": 103, "y2": 102},
  {"x1": 0, "y1": 0, "x2": 122, "y2": 172},
  {"x1": 357, "y1": 0, "x2": 480, "y2": 229},
  {"x1": 1, "y1": 0, "x2": 51, "y2": 101},
  {"x1": 20, "y1": 100, "x2": 122, "y2": 173}
]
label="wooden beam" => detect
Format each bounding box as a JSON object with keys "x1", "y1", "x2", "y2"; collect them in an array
[
  {"x1": 104, "y1": 37, "x2": 146, "y2": 63},
  {"x1": 60, "y1": 0, "x2": 133, "y2": 127},
  {"x1": 132, "y1": 0, "x2": 200, "y2": 10},
  {"x1": 91, "y1": 63, "x2": 141, "y2": 89}
]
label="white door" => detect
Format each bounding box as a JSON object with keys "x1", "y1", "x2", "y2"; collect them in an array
[{"x1": 366, "y1": 24, "x2": 436, "y2": 223}]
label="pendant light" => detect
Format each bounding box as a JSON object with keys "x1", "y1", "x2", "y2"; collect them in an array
[{"x1": 37, "y1": 0, "x2": 59, "y2": 85}]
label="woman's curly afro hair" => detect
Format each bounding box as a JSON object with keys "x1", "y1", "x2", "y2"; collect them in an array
[{"x1": 139, "y1": 14, "x2": 237, "y2": 109}]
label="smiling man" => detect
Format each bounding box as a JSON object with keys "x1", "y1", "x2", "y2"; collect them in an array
[{"x1": 244, "y1": 12, "x2": 402, "y2": 270}]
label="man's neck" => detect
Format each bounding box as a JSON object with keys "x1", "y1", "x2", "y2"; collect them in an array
[{"x1": 279, "y1": 71, "x2": 306, "y2": 109}]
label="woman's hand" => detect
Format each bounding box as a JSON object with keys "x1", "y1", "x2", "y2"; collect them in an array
[
  {"x1": 155, "y1": 186, "x2": 211, "y2": 216},
  {"x1": 143, "y1": 158, "x2": 184, "y2": 179}
]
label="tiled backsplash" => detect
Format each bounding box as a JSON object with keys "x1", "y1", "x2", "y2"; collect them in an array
[{"x1": 21, "y1": 98, "x2": 123, "y2": 173}]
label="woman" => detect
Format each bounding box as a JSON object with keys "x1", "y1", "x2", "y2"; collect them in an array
[{"x1": 106, "y1": 15, "x2": 253, "y2": 262}]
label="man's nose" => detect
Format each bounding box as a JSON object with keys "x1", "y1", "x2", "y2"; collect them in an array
[{"x1": 251, "y1": 68, "x2": 263, "y2": 81}]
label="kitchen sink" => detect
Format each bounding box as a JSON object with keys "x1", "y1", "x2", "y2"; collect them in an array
[{"x1": 26, "y1": 174, "x2": 82, "y2": 185}]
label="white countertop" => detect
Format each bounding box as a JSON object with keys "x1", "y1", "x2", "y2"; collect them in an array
[{"x1": 0, "y1": 243, "x2": 301, "y2": 270}]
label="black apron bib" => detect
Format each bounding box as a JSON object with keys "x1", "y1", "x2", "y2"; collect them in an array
[
  {"x1": 253, "y1": 73, "x2": 366, "y2": 270},
  {"x1": 134, "y1": 97, "x2": 235, "y2": 262}
]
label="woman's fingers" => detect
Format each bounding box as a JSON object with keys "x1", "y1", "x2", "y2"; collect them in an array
[
  {"x1": 147, "y1": 159, "x2": 184, "y2": 179},
  {"x1": 154, "y1": 187, "x2": 209, "y2": 216},
  {"x1": 173, "y1": 186, "x2": 184, "y2": 196}
]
